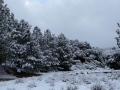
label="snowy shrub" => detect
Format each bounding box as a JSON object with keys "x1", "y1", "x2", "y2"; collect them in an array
[
  {"x1": 114, "y1": 72, "x2": 120, "y2": 80},
  {"x1": 87, "y1": 74, "x2": 100, "y2": 84},
  {"x1": 45, "y1": 75, "x2": 60, "y2": 87},
  {"x1": 84, "y1": 63, "x2": 96, "y2": 70},
  {"x1": 69, "y1": 77, "x2": 79, "y2": 85},
  {"x1": 61, "y1": 77, "x2": 69, "y2": 82},
  {"x1": 66, "y1": 85, "x2": 78, "y2": 90},
  {"x1": 50, "y1": 81, "x2": 55, "y2": 87},
  {"x1": 45, "y1": 76, "x2": 55, "y2": 83},
  {"x1": 91, "y1": 84, "x2": 106, "y2": 90},
  {"x1": 81, "y1": 75, "x2": 92, "y2": 84},
  {"x1": 103, "y1": 48, "x2": 120, "y2": 69},
  {"x1": 110, "y1": 72, "x2": 120, "y2": 80},
  {"x1": 49, "y1": 88, "x2": 55, "y2": 90},
  {"x1": 53, "y1": 74, "x2": 59, "y2": 78},
  {"x1": 30, "y1": 77, "x2": 35, "y2": 80},
  {"x1": 37, "y1": 76, "x2": 42, "y2": 81},
  {"x1": 71, "y1": 62, "x2": 88, "y2": 70},
  {"x1": 15, "y1": 79, "x2": 24, "y2": 84},
  {"x1": 107, "y1": 82, "x2": 116, "y2": 90},
  {"x1": 7, "y1": 88, "x2": 15, "y2": 90},
  {"x1": 28, "y1": 82, "x2": 37, "y2": 88},
  {"x1": 79, "y1": 41, "x2": 91, "y2": 49},
  {"x1": 60, "y1": 73, "x2": 69, "y2": 82},
  {"x1": 60, "y1": 87, "x2": 64, "y2": 90},
  {"x1": 100, "y1": 76, "x2": 108, "y2": 83}
]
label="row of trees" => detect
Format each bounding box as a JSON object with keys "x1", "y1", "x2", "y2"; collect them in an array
[
  {"x1": 1, "y1": 0, "x2": 120, "y2": 73},
  {"x1": 0, "y1": 0, "x2": 93, "y2": 73}
]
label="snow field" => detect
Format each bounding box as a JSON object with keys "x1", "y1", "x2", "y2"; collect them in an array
[{"x1": 0, "y1": 70, "x2": 120, "y2": 90}]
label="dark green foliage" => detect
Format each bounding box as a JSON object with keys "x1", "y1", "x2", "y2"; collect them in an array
[
  {"x1": 79, "y1": 41, "x2": 91, "y2": 50},
  {"x1": 0, "y1": 0, "x2": 11, "y2": 64},
  {"x1": 107, "y1": 51, "x2": 120, "y2": 69},
  {"x1": 8, "y1": 19, "x2": 32, "y2": 73},
  {"x1": 57, "y1": 34, "x2": 73, "y2": 71},
  {"x1": 3, "y1": 0, "x2": 120, "y2": 74},
  {"x1": 91, "y1": 84, "x2": 106, "y2": 90},
  {"x1": 108, "y1": 23, "x2": 120, "y2": 69},
  {"x1": 0, "y1": 0, "x2": 94, "y2": 73},
  {"x1": 115, "y1": 23, "x2": 120, "y2": 48},
  {"x1": 0, "y1": 42, "x2": 7, "y2": 63}
]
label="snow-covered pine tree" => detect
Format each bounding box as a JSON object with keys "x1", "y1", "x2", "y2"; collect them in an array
[
  {"x1": 115, "y1": 23, "x2": 120, "y2": 48},
  {"x1": 70, "y1": 40, "x2": 86, "y2": 63},
  {"x1": 79, "y1": 41, "x2": 91, "y2": 50},
  {"x1": 9, "y1": 19, "x2": 31, "y2": 72},
  {"x1": 0, "y1": 0, "x2": 11, "y2": 64},
  {"x1": 57, "y1": 33, "x2": 73, "y2": 71},
  {"x1": 40, "y1": 30, "x2": 60, "y2": 71},
  {"x1": 31, "y1": 26, "x2": 42, "y2": 58},
  {"x1": 43, "y1": 29, "x2": 52, "y2": 50},
  {"x1": 49, "y1": 34, "x2": 60, "y2": 71},
  {"x1": 106, "y1": 23, "x2": 120, "y2": 69},
  {"x1": 29, "y1": 26, "x2": 43, "y2": 72},
  {"x1": 43, "y1": 34, "x2": 60, "y2": 71}
]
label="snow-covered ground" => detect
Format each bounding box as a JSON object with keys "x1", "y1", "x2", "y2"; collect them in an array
[{"x1": 0, "y1": 70, "x2": 120, "y2": 90}]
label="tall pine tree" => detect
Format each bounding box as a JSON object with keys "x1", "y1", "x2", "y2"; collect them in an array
[
  {"x1": 0, "y1": 0, "x2": 11, "y2": 64},
  {"x1": 57, "y1": 33, "x2": 73, "y2": 71}
]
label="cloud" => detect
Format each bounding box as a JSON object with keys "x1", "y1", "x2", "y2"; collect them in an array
[{"x1": 4, "y1": 0, "x2": 120, "y2": 48}]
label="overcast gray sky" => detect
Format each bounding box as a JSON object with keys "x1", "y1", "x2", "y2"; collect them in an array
[{"x1": 4, "y1": 0, "x2": 120, "y2": 48}]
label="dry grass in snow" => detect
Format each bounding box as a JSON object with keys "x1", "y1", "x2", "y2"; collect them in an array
[{"x1": 0, "y1": 70, "x2": 120, "y2": 90}]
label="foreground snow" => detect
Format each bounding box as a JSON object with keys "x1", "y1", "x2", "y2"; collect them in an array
[{"x1": 0, "y1": 70, "x2": 120, "y2": 90}]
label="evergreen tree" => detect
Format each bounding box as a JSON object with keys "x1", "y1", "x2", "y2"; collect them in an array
[
  {"x1": 9, "y1": 19, "x2": 31, "y2": 72},
  {"x1": 115, "y1": 23, "x2": 120, "y2": 48},
  {"x1": 57, "y1": 33, "x2": 73, "y2": 71},
  {"x1": 107, "y1": 23, "x2": 120, "y2": 69},
  {"x1": 79, "y1": 41, "x2": 91, "y2": 50},
  {"x1": 0, "y1": 0, "x2": 11, "y2": 64},
  {"x1": 31, "y1": 26, "x2": 42, "y2": 58},
  {"x1": 29, "y1": 26, "x2": 43, "y2": 72},
  {"x1": 40, "y1": 30, "x2": 60, "y2": 71},
  {"x1": 42, "y1": 29, "x2": 52, "y2": 50}
]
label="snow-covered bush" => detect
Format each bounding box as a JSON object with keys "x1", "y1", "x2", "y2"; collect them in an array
[
  {"x1": 46, "y1": 75, "x2": 57, "y2": 86},
  {"x1": 60, "y1": 87, "x2": 64, "y2": 90},
  {"x1": 84, "y1": 63, "x2": 97, "y2": 70},
  {"x1": 0, "y1": 0, "x2": 11, "y2": 64},
  {"x1": 109, "y1": 71, "x2": 120, "y2": 80},
  {"x1": 115, "y1": 24, "x2": 120, "y2": 48},
  {"x1": 45, "y1": 75, "x2": 60, "y2": 87},
  {"x1": 50, "y1": 81, "x2": 55, "y2": 87},
  {"x1": 28, "y1": 82, "x2": 37, "y2": 88},
  {"x1": 71, "y1": 64, "x2": 85, "y2": 70},
  {"x1": 107, "y1": 82, "x2": 116, "y2": 90},
  {"x1": 105, "y1": 49, "x2": 120, "y2": 69},
  {"x1": 100, "y1": 76, "x2": 109, "y2": 83},
  {"x1": 15, "y1": 79, "x2": 25, "y2": 84},
  {"x1": 49, "y1": 88, "x2": 55, "y2": 90},
  {"x1": 7, "y1": 88, "x2": 16, "y2": 90},
  {"x1": 66, "y1": 85, "x2": 78, "y2": 90},
  {"x1": 91, "y1": 83, "x2": 106, "y2": 90},
  {"x1": 57, "y1": 33, "x2": 73, "y2": 71},
  {"x1": 79, "y1": 74, "x2": 92, "y2": 84},
  {"x1": 79, "y1": 41, "x2": 91, "y2": 49},
  {"x1": 66, "y1": 76, "x2": 78, "y2": 85},
  {"x1": 85, "y1": 48, "x2": 104, "y2": 61},
  {"x1": 60, "y1": 73, "x2": 70, "y2": 82},
  {"x1": 37, "y1": 76, "x2": 42, "y2": 81}
]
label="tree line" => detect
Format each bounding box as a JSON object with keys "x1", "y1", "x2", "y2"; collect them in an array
[
  {"x1": 0, "y1": 0, "x2": 92, "y2": 73},
  {"x1": 1, "y1": 0, "x2": 120, "y2": 73}
]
